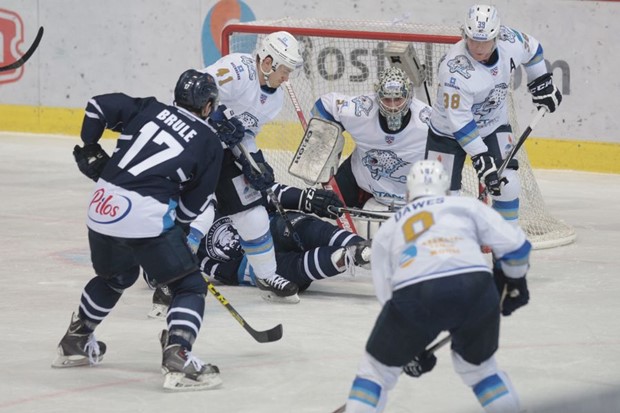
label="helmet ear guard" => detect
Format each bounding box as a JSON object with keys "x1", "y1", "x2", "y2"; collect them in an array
[
  {"x1": 462, "y1": 4, "x2": 501, "y2": 41},
  {"x1": 174, "y1": 69, "x2": 218, "y2": 115},
  {"x1": 406, "y1": 160, "x2": 450, "y2": 201}
]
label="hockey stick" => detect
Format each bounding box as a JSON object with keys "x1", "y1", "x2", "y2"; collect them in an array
[
  {"x1": 330, "y1": 334, "x2": 451, "y2": 413},
  {"x1": 0, "y1": 26, "x2": 44, "y2": 72},
  {"x1": 205, "y1": 279, "x2": 283, "y2": 343},
  {"x1": 328, "y1": 206, "x2": 394, "y2": 222},
  {"x1": 237, "y1": 142, "x2": 305, "y2": 251},
  {"x1": 478, "y1": 108, "x2": 548, "y2": 202},
  {"x1": 282, "y1": 81, "x2": 358, "y2": 234}
]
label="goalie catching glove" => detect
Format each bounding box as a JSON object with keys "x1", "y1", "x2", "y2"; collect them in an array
[
  {"x1": 73, "y1": 143, "x2": 110, "y2": 181},
  {"x1": 472, "y1": 152, "x2": 507, "y2": 196},
  {"x1": 238, "y1": 150, "x2": 275, "y2": 192},
  {"x1": 528, "y1": 73, "x2": 562, "y2": 113},
  {"x1": 208, "y1": 105, "x2": 246, "y2": 148},
  {"x1": 403, "y1": 351, "x2": 437, "y2": 378},
  {"x1": 299, "y1": 188, "x2": 344, "y2": 218}
]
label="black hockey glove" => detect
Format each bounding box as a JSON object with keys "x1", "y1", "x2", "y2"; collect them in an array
[
  {"x1": 471, "y1": 152, "x2": 507, "y2": 196},
  {"x1": 208, "y1": 105, "x2": 246, "y2": 148},
  {"x1": 528, "y1": 73, "x2": 562, "y2": 113},
  {"x1": 299, "y1": 188, "x2": 344, "y2": 218},
  {"x1": 239, "y1": 150, "x2": 275, "y2": 192},
  {"x1": 501, "y1": 276, "x2": 530, "y2": 316},
  {"x1": 73, "y1": 143, "x2": 110, "y2": 181},
  {"x1": 403, "y1": 351, "x2": 437, "y2": 378}
]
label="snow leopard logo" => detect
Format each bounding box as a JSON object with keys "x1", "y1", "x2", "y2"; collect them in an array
[
  {"x1": 447, "y1": 55, "x2": 475, "y2": 79},
  {"x1": 419, "y1": 107, "x2": 431, "y2": 125},
  {"x1": 352, "y1": 95, "x2": 374, "y2": 117},
  {"x1": 206, "y1": 216, "x2": 243, "y2": 261},
  {"x1": 362, "y1": 149, "x2": 409, "y2": 183},
  {"x1": 498, "y1": 26, "x2": 516, "y2": 44},
  {"x1": 472, "y1": 83, "x2": 509, "y2": 120},
  {"x1": 240, "y1": 55, "x2": 257, "y2": 80},
  {"x1": 236, "y1": 111, "x2": 259, "y2": 130}
]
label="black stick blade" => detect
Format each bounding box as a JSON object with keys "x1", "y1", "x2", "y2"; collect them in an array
[{"x1": 0, "y1": 26, "x2": 44, "y2": 72}]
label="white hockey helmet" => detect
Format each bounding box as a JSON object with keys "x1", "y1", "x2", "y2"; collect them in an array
[
  {"x1": 257, "y1": 31, "x2": 303, "y2": 72},
  {"x1": 462, "y1": 4, "x2": 501, "y2": 41},
  {"x1": 406, "y1": 160, "x2": 450, "y2": 200},
  {"x1": 375, "y1": 67, "x2": 413, "y2": 131}
]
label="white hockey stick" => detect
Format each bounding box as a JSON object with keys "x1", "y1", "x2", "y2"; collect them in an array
[{"x1": 282, "y1": 81, "x2": 359, "y2": 234}]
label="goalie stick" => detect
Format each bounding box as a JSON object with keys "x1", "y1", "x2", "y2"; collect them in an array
[
  {"x1": 283, "y1": 81, "x2": 358, "y2": 234},
  {"x1": 206, "y1": 279, "x2": 283, "y2": 343},
  {"x1": 0, "y1": 26, "x2": 44, "y2": 72},
  {"x1": 478, "y1": 108, "x2": 548, "y2": 202}
]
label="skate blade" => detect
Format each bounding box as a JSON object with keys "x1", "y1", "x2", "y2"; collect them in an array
[
  {"x1": 259, "y1": 290, "x2": 300, "y2": 304},
  {"x1": 163, "y1": 372, "x2": 223, "y2": 391},
  {"x1": 51, "y1": 351, "x2": 103, "y2": 368},
  {"x1": 148, "y1": 304, "x2": 168, "y2": 320}
]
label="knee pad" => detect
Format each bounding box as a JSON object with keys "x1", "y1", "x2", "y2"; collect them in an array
[
  {"x1": 103, "y1": 265, "x2": 141, "y2": 291},
  {"x1": 168, "y1": 271, "x2": 208, "y2": 296}
]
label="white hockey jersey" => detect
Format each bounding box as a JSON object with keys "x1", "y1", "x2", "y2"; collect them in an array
[
  {"x1": 429, "y1": 26, "x2": 548, "y2": 156},
  {"x1": 314, "y1": 92, "x2": 431, "y2": 202},
  {"x1": 203, "y1": 53, "x2": 285, "y2": 152},
  {"x1": 370, "y1": 195, "x2": 530, "y2": 305}
]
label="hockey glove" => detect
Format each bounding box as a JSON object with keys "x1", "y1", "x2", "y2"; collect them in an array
[
  {"x1": 73, "y1": 143, "x2": 110, "y2": 181},
  {"x1": 239, "y1": 150, "x2": 275, "y2": 192},
  {"x1": 471, "y1": 152, "x2": 507, "y2": 196},
  {"x1": 186, "y1": 227, "x2": 205, "y2": 255},
  {"x1": 528, "y1": 73, "x2": 562, "y2": 113},
  {"x1": 208, "y1": 105, "x2": 246, "y2": 148},
  {"x1": 501, "y1": 276, "x2": 530, "y2": 316},
  {"x1": 403, "y1": 351, "x2": 437, "y2": 378},
  {"x1": 299, "y1": 188, "x2": 344, "y2": 218}
]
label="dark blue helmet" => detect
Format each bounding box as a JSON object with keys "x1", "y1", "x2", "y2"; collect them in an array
[{"x1": 174, "y1": 69, "x2": 218, "y2": 113}]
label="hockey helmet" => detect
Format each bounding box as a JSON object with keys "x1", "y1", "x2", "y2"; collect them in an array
[
  {"x1": 174, "y1": 69, "x2": 218, "y2": 114},
  {"x1": 406, "y1": 160, "x2": 450, "y2": 200},
  {"x1": 375, "y1": 67, "x2": 413, "y2": 131},
  {"x1": 257, "y1": 31, "x2": 303, "y2": 73},
  {"x1": 462, "y1": 4, "x2": 501, "y2": 41}
]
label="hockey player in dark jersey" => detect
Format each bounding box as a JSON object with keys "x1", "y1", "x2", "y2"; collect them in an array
[
  {"x1": 148, "y1": 184, "x2": 372, "y2": 318},
  {"x1": 52, "y1": 69, "x2": 247, "y2": 392}
]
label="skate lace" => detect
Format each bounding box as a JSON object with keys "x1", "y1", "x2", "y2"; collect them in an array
[
  {"x1": 268, "y1": 275, "x2": 290, "y2": 290},
  {"x1": 343, "y1": 247, "x2": 356, "y2": 277},
  {"x1": 84, "y1": 335, "x2": 102, "y2": 365},
  {"x1": 183, "y1": 352, "x2": 205, "y2": 372}
]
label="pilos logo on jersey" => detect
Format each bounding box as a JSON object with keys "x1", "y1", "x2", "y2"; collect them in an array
[
  {"x1": 88, "y1": 188, "x2": 132, "y2": 224},
  {"x1": 0, "y1": 9, "x2": 26, "y2": 84}
]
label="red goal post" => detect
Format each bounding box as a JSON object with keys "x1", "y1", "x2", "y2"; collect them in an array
[{"x1": 221, "y1": 18, "x2": 576, "y2": 249}]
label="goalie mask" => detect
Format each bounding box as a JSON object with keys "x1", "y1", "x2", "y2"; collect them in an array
[
  {"x1": 462, "y1": 4, "x2": 500, "y2": 41},
  {"x1": 406, "y1": 160, "x2": 450, "y2": 200},
  {"x1": 257, "y1": 31, "x2": 303, "y2": 84},
  {"x1": 375, "y1": 67, "x2": 413, "y2": 131}
]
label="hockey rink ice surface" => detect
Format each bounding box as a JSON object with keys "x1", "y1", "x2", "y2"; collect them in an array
[{"x1": 1, "y1": 133, "x2": 619, "y2": 413}]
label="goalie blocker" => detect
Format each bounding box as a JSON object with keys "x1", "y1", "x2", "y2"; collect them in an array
[{"x1": 288, "y1": 118, "x2": 344, "y2": 186}]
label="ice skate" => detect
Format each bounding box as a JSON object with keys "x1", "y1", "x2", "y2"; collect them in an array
[
  {"x1": 256, "y1": 274, "x2": 300, "y2": 304},
  {"x1": 160, "y1": 330, "x2": 222, "y2": 391},
  {"x1": 344, "y1": 239, "x2": 372, "y2": 272},
  {"x1": 51, "y1": 312, "x2": 106, "y2": 368},
  {"x1": 148, "y1": 285, "x2": 172, "y2": 320}
]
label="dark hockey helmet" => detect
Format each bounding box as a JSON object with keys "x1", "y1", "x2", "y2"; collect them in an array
[{"x1": 174, "y1": 69, "x2": 218, "y2": 114}]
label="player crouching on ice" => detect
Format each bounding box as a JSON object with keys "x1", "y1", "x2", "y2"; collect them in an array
[{"x1": 340, "y1": 160, "x2": 531, "y2": 413}]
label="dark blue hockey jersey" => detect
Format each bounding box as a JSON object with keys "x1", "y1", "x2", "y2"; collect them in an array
[{"x1": 82, "y1": 93, "x2": 224, "y2": 238}]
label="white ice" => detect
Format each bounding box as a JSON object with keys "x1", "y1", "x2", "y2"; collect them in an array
[{"x1": 1, "y1": 133, "x2": 619, "y2": 413}]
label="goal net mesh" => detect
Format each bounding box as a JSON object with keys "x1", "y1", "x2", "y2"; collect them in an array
[{"x1": 222, "y1": 18, "x2": 576, "y2": 249}]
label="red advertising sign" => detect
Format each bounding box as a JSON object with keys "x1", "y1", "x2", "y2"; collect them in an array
[{"x1": 0, "y1": 8, "x2": 25, "y2": 84}]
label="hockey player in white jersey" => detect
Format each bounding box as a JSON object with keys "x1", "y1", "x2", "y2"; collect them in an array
[
  {"x1": 426, "y1": 4, "x2": 562, "y2": 225},
  {"x1": 201, "y1": 31, "x2": 307, "y2": 303},
  {"x1": 312, "y1": 67, "x2": 431, "y2": 208},
  {"x1": 341, "y1": 160, "x2": 531, "y2": 413}
]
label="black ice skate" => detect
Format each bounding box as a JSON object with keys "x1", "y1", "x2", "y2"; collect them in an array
[
  {"x1": 51, "y1": 312, "x2": 106, "y2": 368},
  {"x1": 256, "y1": 274, "x2": 300, "y2": 304},
  {"x1": 160, "y1": 330, "x2": 222, "y2": 391}
]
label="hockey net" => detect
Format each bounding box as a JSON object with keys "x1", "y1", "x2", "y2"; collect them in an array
[{"x1": 221, "y1": 18, "x2": 576, "y2": 249}]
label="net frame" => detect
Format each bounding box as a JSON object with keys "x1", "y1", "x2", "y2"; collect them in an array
[{"x1": 221, "y1": 18, "x2": 576, "y2": 249}]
